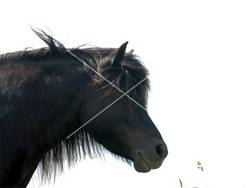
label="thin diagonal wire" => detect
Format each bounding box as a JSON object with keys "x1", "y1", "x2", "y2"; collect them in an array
[
  {"x1": 66, "y1": 77, "x2": 148, "y2": 139},
  {"x1": 66, "y1": 49, "x2": 147, "y2": 111}
]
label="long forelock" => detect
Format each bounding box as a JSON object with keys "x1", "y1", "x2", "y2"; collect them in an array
[{"x1": 90, "y1": 49, "x2": 150, "y2": 107}]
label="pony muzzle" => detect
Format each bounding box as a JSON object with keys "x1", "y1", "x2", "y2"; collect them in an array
[{"x1": 133, "y1": 143, "x2": 168, "y2": 173}]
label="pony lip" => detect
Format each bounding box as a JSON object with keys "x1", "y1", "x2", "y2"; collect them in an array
[
  {"x1": 133, "y1": 152, "x2": 152, "y2": 172},
  {"x1": 133, "y1": 150, "x2": 165, "y2": 172}
]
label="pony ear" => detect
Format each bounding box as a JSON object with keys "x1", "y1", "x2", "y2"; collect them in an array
[
  {"x1": 112, "y1": 41, "x2": 128, "y2": 67},
  {"x1": 125, "y1": 69, "x2": 134, "y2": 91},
  {"x1": 128, "y1": 49, "x2": 134, "y2": 55}
]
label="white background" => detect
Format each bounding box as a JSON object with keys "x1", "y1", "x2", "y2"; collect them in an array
[{"x1": 1, "y1": 0, "x2": 250, "y2": 187}]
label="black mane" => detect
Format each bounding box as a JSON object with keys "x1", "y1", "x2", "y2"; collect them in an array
[{"x1": 0, "y1": 29, "x2": 150, "y2": 182}]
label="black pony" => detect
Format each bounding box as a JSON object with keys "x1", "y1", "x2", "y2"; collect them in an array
[{"x1": 0, "y1": 29, "x2": 168, "y2": 187}]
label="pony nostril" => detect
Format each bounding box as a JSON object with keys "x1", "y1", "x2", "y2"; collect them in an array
[{"x1": 155, "y1": 144, "x2": 168, "y2": 159}]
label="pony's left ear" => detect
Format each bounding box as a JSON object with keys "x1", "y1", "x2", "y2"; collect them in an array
[
  {"x1": 128, "y1": 49, "x2": 134, "y2": 55},
  {"x1": 112, "y1": 41, "x2": 128, "y2": 67}
]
